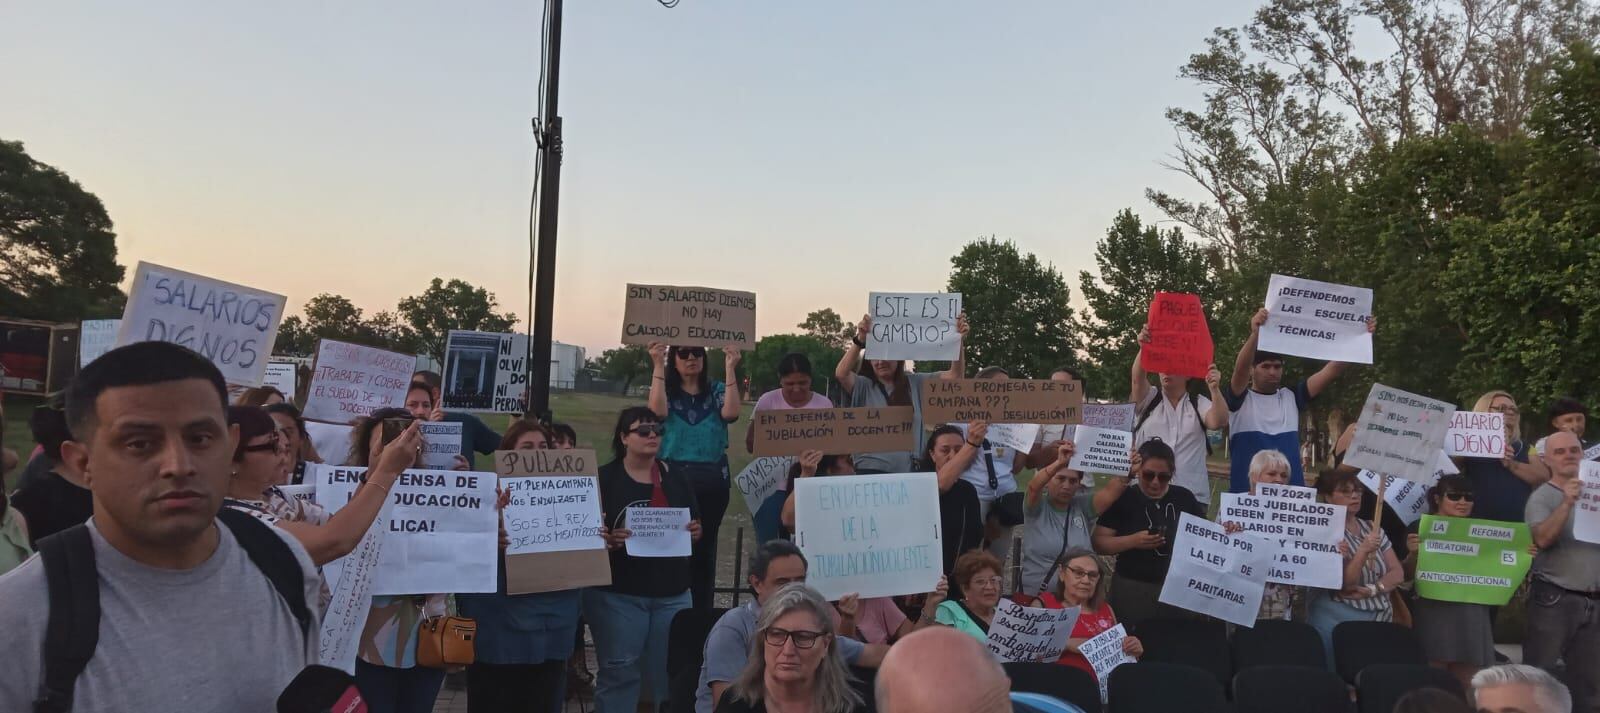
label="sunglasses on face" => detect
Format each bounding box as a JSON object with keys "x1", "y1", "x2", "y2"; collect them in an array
[
  {"x1": 764, "y1": 627, "x2": 824, "y2": 649},
  {"x1": 628, "y1": 424, "x2": 665, "y2": 438},
  {"x1": 1443, "y1": 491, "x2": 1475, "y2": 503},
  {"x1": 1139, "y1": 470, "x2": 1173, "y2": 483},
  {"x1": 675, "y1": 348, "x2": 707, "y2": 360}
]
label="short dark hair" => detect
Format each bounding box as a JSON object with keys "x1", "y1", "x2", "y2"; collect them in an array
[
  {"x1": 1426, "y1": 474, "x2": 1473, "y2": 513},
  {"x1": 227, "y1": 405, "x2": 278, "y2": 462},
  {"x1": 1548, "y1": 397, "x2": 1588, "y2": 422},
  {"x1": 66, "y1": 342, "x2": 228, "y2": 440},
  {"x1": 975, "y1": 366, "x2": 1009, "y2": 379},
  {"x1": 1314, "y1": 468, "x2": 1360, "y2": 498},
  {"x1": 30, "y1": 394, "x2": 72, "y2": 462},
  {"x1": 407, "y1": 381, "x2": 434, "y2": 404},
  {"x1": 1051, "y1": 366, "x2": 1083, "y2": 382},
  {"x1": 350, "y1": 407, "x2": 413, "y2": 467},
  {"x1": 776, "y1": 353, "x2": 813, "y2": 378},
  {"x1": 919, "y1": 424, "x2": 966, "y2": 471},
  {"x1": 748, "y1": 540, "x2": 806, "y2": 580},
  {"x1": 263, "y1": 402, "x2": 308, "y2": 437},
  {"x1": 412, "y1": 370, "x2": 442, "y2": 392},
  {"x1": 610, "y1": 406, "x2": 661, "y2": 461},
  {"x1": 548, "y1": 422, "x2": 578, "y2": 445},
  {"x1": 1136, "y1": 438, "x2": 1177, "y2": 472},
  {"x1": 1253, "y1": 351, "x2": 1286, "y2": 366}
]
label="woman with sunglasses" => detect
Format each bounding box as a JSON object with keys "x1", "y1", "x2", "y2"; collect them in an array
[
  {"x1": 833, "y1": 312, "x2": 969, "y2": 474},
  {"x1": 587, "y1": 406, "x2": 703, "y2": 713},
  {"x1": 1401, "y1": 475, "x2": 1496, "y2": 693},
  {"x1": 934, "y1": 550, "x2": 1007, "y2": 641},
  {"x1": 1035, "y1": 548, "x2": 1143, "y2": 679},
  {"x1": 647, "y1": 341, "x2": 741, "y2": 610},
  {"x1": 1459, "y1": 391, "x2": 1549, "y2": 523},
  {"x1": 1308, "y1": 468, "x2": 1405, "y2": 667},
  {"x1": 717, "y1": 583, "x2": 863, "y2": 713},
  {"x1": 1091, "y1": 439, "x2": 1204, "y2": 629}
]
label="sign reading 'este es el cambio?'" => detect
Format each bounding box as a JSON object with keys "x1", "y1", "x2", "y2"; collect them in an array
[
  {"x1": 620, "y1": 284, "x2": 756, "y2": 351},
  {"x1": 864, "y1": 292, "x2": 963, "y2": 362}
]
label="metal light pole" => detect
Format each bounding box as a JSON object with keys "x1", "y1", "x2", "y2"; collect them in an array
[{"x1": 527, "y1": 0, "x2": 563, "y2": 421}]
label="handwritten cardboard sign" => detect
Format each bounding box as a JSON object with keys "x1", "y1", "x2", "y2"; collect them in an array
[
  {"x1": 1158, "y1": 513, "x2": 1269, "y2": 627},
  {"x1": 864, "y1": 292, "x2": 962, "y2": 361},
  {"x1": 752, "y1": 406, "x2": 917, "y2": 457},
  {"x1": 442, "y1": 330, "x2": 531, "y2": 413},
  {"x1": 921, "y1": 379, "x2": 1083, "y2": 424},
  {"x1": 79, "y1": 319, "x2": 121, "y2": 368},
  {"x1": 1346, "y1": 383, "x2": 1456, "y2": 482},
  {"x1": 1259, "y1": 274, "x2": 1373, "y2": 364},
  {"x1": 793, "y1": 472, "x2": 943, "y2": 599},
  {"x1": 1069, "y1": 427, "x2": 1133, "y2": 476},
  {"x1": 301, "y1": 339, "x2": 415, "y2": 423},
  {"x1": 621, "y1": 283, "x2": 756, "y2": 350},
  {"x1": 1446, "y1": 411, "x2": 1506, "y2": 458},
  {"x1": 734, "y1": 456, "x2": 794, "y2": 516},
  {"x1": 985, "y1": 599, "x2": 1079, "y2": 663},
  {"x1": 116, "y1": 262, "x2": 286, "y2": 386},
  {"x1": 1141, "y1": 292, "x2": 1213, "y2": 379},
  {"x1": 496, "y1": 448, "x2": 613, "y2": 594}
]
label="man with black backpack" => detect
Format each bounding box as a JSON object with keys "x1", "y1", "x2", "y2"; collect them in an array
[
  {"x1": 1132, "y1": 326, "x2": 1228, "y2": 506},
  {"x1": 0, "y1": 342, "x2": 322, "y2": 713}
]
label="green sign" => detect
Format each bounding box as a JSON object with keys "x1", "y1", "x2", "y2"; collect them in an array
[{"x1": 1415, "y1": 515, "x2": 1533, "y2": 605}]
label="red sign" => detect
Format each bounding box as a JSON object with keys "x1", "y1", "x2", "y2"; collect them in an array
[{"x1": 1141, "y1": 292, "x2": 1213, "y2": 380}]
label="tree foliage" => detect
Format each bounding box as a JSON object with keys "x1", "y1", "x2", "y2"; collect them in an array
[
  {"x1": 946, "y1": 237, "x2": 1078, "y2": 379},
  {"x1": 397, "y1": 278, "x2": 518, "y2": 364},
  {"x1": 0, "y1": 139, "x2": 125, "y2": 321},
  {"x1": 746, "y1": 334, "x2": 844, "y2": 396},
  {"x1": 797, "y1": 308, "x2": 855, "y2": 350},
  {"x1": 587, "y1": 345, "x2": 653, "y2": 391}
]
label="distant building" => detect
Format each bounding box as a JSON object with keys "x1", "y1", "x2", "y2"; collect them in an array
[{"x1": 550, "y1": 341, "x2": 585, "y2": 390}]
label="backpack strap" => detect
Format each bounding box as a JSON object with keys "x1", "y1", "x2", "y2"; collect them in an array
[
  {"x1": 1132, "y1": 391, "x2": 1162, "y2": 433},
  {"x1": 216, "y1": 508, "x2": 313, "y2": 640},
  {"x1": 35, "y1": 524, "x2": 100, "y2": 713},
  {"x1": 1190, "y1": 392, "x2": 1213, "y2": 456}
]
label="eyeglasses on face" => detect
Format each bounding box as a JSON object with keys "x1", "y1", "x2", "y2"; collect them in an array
[
  {"x1": 628, "y1": 424, "x2": 665, "y2": 438},
  {"x1": 763, "y1": 627, "x2": 825, "y2": 649},
  {"x1": 971, "y1": 576, "x2": 1003, "y2": 589},
  {"x1": 1063, "y1": 565, "x2": 1101, "y2": 581},
  {"x1": 242, "y1": 436, "x2": 285, "y2": 455},
  {"x1": 1489, "y1": 404, "x2": 1519, "y2": 414},
  {"x1": 1139, "y1": 470, "x2": 1173, "y2": 483}
]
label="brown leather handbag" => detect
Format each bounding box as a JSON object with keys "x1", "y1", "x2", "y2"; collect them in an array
[{"x1": 416, "y1": 615, "x2": 477, "y2": 667}]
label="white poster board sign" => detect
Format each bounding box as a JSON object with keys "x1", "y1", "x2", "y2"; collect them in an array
[
  {"x1": 1259, "y1": 274, "x2": 1373, "y2": 364},
  {"x1": 116, "y1": 262, "x2": 286, "y2": 386},
  {"x1": 442, "y1": 330, "x2": 531, "y2": 413},
  {"x1": 302, "y1": 339, "x2": 414, "y2": 423},
  {"x1": 277, "y1": 484, "x2": 316, "y2": 502},
  {"x1": 985, "y1": 599, "x2": 1079, "y2": 663},
  {"x1": 419, "y1": 422, "x2": 464, "y2": 469},
  {"x1": 734, "y1": 457, "x2": 793, "y2": 516},
  {"x1": 1358, "y1": 470, "x2": 1439, "y2": 527},
  {"x1": 1069, "y1": 427, "x2": 1133, "y2": 476},
  {"x1": 793, "y1": 472, "x2": 943, "y2": 600},
  {"x1": 319, "y1": 503, "x2": 388, "y2": 674},
  {"x1": 304, "y1": 421, "x2": 355, "y2": 466},
  {"x1": 970, "y1": 422, "x2": 1040, "y2": 456},
  {"x1": 625, "y1": 507, "x2": 693, "y2": 558},
  {"x1": 1345, "y1": 383, "x2": 1456, "y2": 483},
  {"x1": 1159, "y1": 513, "x2": 1269, "y2": 627},
  {"x1": 1083, "y1": 403, "x2": 1137, "y2": 433},
  {"x1": 79, "y1": 319, "x2": 121, "y2": 367},
  {"x1": 1576, "y1": 461, "x2": 1600, "y2": 544},
  {"x1": 1446, "y1": 412, "x2": 1506, "y2": 458},
  {"x1": 865, "y1": 292, "x2": 962, "y2": 361},
  {"x1": 263, "y1": 361, "x2": 298, "y2": 399},
  {"x1": 1079, "y1": 623, "x2": 1134, "y2": 703},
  {"x1": 1218, "y1": 491, "x2": 1343, "y2": 589},
  {"x1": 311, "y1": 464, "x2": 498, "y2": 595},
  {"x1": 502, "y1": 475, "x2": 606, "y2": 554}
]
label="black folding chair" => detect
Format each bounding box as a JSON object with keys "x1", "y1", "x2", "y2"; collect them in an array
[
  {"x1": 1332, "y1": 621, "x2": 1424, "y2": 683},
  {"x1": 1231, "y1": 619, "x2": 1327, "y2": 672},
  {"x1": 1355, "y1": 664, "x2": 1463, "y2": 713},
  {"x1": 1234, "y1": 665, "x2": 1351, "y2": 713},
  {"x1": 665, "y1": 607, "x2": 729, "y2": 712},
  {"x1": 1108, "y1": 662, "x2": 1228, "y2": 713},
  {"x1": 1134, "y1": 617, "x2": 1232, "y2": 688},
  {"x1": 1004, "y1": 662, "x2": 1103, "y2": 713}
]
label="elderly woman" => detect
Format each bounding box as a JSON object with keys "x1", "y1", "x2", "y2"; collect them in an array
[
  {"x1": 1307, "y1": 468, "x2": 1405, "y2": 667},
  {"x1": 934, "y1": 551, "x2": 1006, "y2": 640},
  {"x1": 1035, "y1": 548, "x2": 1143, "y2": 680},
  {"x1": 1221, "y1": 449, "x2": 1301, "y2": 621},
  {"x1": 1402, "y1": 475, "x2": 1496, "y2": 694},
  {"x1": 717, "y1": 583, "x2": 863, "y2": 713}
]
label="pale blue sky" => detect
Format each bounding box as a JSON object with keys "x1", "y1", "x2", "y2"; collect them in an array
[{"x1": 0, "y1": 1, "x2": 1258, "y2": 351}]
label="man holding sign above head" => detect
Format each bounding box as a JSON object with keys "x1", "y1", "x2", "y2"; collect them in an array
[
  {"x1": 1091, "y1": 439, "x2": 1206, "y2": 629},
  {"x1": 1524, "y1": 431, "x2": 1600, "y2": 712},
  {"x1": 1133, "y1": 322, "x2": 1228, "y2": 505},
  {"x1": 834, "y1": 310, "x2": 969, "y2": 474},
  {"x1": 1226, "y1": 307, "x2": 1374, "y2": 492}
]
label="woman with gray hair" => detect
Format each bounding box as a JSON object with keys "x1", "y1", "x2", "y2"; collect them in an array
[
  {"x1": 1034, "y1": 548, "x2": 1143, "y2": 679},
  {"x1": 718, "y1": 583, "x2": 863, "y2": 713},
  {"x1": 1221, "y1": 448, "x2": 1303, "y2": 621}
]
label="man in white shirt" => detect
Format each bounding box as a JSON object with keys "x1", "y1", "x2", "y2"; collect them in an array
[{"x1": 1132, "y1": 326, "x2": 1228, "y2": 504}]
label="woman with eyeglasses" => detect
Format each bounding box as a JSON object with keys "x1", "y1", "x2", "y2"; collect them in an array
[
  {"x1": 716, "y1": 583, "x2": 863, "y2": 713},
  {"x1": 1401, "y1": 475, "x2": 1496, "y2": 693},
  {"x1": 1459, "y1": 391, "x2": 1549, "y2": 523},
  {"x1": 833, "y1": 312, "x2": 969, "y2": 474},
  {"x1": 586, "y1": 406, "x2": 703, "y2": 713},
  {"x1": 1307, "y1": 468, "x2": 1405, "y2": 667},
  {"x1": 934, "y1": 551, "x2": 1007, "y2": 641},
  {"x1": 1091, "y1": 439, "x2": 1204, "y2": 629},
  {"x1": 647, "y1": 342, "x2": 741, "y2": 610},
  {"x1": 1035, "y1": 548, "x2": 1144, "y2": 679}
]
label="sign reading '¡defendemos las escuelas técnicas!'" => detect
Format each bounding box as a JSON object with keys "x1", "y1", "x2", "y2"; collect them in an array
[
  {"x1": 751, "y1": 406, "x2": 916, "y2": 457},
  {"x1": 300, "y1": 339, "x2": 415, "y2": 424},
  {"x1": 1415, "y1": 515, "x2": 1533, "y2": 606},
  {"x1": 620, "y1": 284, "x2": 757, "y2": 351},
  {"x1": 116, "y1": 262, "x2": 286, "y2": 387},
  {"x1": 864, "y1": 292, "x2": 962, "y2": 362},
  {"x1": 793, "y1": 472, "x2": 943, "y2": 600},
  {"x1": 441, "y1": 330, "x2": 531, "y2": 413},
  {"x1": 1259, "y1": 274, "x2": 1373, "y2": 364},
  {"x1": 1345, "y1": 383, "x2": 1456, "y2": 483},
  {"x1": 920, "y1": 378, "x2": 1084, "y2": 425}
]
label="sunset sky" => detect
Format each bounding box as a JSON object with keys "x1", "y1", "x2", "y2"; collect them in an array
[{"x1": 1, "y1": 0, "x2": 1257, "y2": 352}]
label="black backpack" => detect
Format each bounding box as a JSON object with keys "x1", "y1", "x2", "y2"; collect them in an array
[
  {"x1": 1133, "y1": 391, "x2": 1214, "y2": 456},
  {"x1": 33, "y1": 507, "x2": 313, "y2": 713}
]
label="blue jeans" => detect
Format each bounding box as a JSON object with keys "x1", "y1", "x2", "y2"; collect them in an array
[
  {"x1": 1307, "y1": 592, "x2": 1384, "y2": 671},
  {"x1": 354, "y1": 660, "x2": 448, "y2": 713},
  {"x1": 583, "y1": 588, "x2": 693, "y2": 713}
]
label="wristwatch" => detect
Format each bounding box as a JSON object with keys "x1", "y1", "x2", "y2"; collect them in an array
[{"x1": 852, "y1": 336, "x2": 867, "y2": 348}]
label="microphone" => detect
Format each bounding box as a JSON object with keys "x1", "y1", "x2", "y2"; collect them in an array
[{"x1": 277, "y1": 665, "x2": 367, "y2": 713}]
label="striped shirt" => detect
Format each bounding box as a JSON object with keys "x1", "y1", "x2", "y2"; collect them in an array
[{"x1": 1331, "y1": 518, "x2": 1393, "y2": 619}]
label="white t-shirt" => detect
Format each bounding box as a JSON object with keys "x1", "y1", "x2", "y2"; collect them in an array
[
  {"x1": 752, "y1": 388, "x2": 832, "y2": 412},
  {"x1": 955, "y1": 423, "x2": 1022, "y2": 504},
  {"x1": 1133, "y1": 391, "x2": 1214, "y2": 503}
]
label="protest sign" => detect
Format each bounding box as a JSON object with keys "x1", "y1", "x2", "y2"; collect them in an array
[
  {"x1": 864, "y1": 292, "x2": 962, "y2": 361},
  {"x1": 922, "y1": 378, "x2": 1083, "y2": 425},
  {"x1": 1257, "y1": 483, "x2": 1317, "y2": 501},
  {"x1": 1069, "y1": 427, "x2": 1133, "y2": 476},
  {"x1": 79, "y1": 319, "x2": 120, "y2": 367},
  {"x1": 979, "y1": 423, "x2": 1041, "y2": 455},
  {"x1": 1218, "y1": 491, "x2": 1343, "y2": 589},
  {"x1": 1083, "y1": 403, "x2": 1137, "y2": 433},
  {"x1": 277, "y1": 484, "x2": 316, "y2": 502},
  {"x1": 1141, "y1": 292, "x2": 1213, "y2": 379},
  {"x1": 625, "y1": 507, "x2": 693, "y2": 558},
  {"x1": 502, "y1": 477, "x2": 605, "y2": 555},
  {"x1": 116, "y1": 262, "x2": 286, "y2": 386},
  {"x1": 1357, "y1": 470, "x2": 1437, "y2": 527},
  {"x1": 793, "y1": 472, "x2": 943, "y2": 600},
  {"x1": 1345, "y1": 383, "x2": 1456, "y2": 483},
  {"x1": 263, "y1": 361, "x2": 298, "y2": 400},
  {"x1": 1576, "y1": 461, "x2": 1600, "y2": 544},
  {"x1": 442, "y1": 330, "x2": 530, "y2": 413},
  {"x1": 1259, "y1": 274, "x2": 1373, "y2": 364},
  {"x1": 1079, "y1": 623, "x2": 1135, "y2": 703},
  {"x1": 418, "y1": 422, "x2": 463, "y2": 469},
  {"x1": 752, "y1": 406, "x2": 916, "y2": 457},
  {"x1": 985, "y1": 599, "x2": 1079, "y2": 663},
  {"x1": 1415, "y1": 515, "x2": 1534, "y2": 605},
  {"x1": 621, "y1": 283, "x2": 757, "y2": 350},
  {"x1": 304, "y1": 421, "x2": 354, "y2": 466},
  {"x1": 1446, "y1": 412, "x2": 1506, "y2": 458},
  {"x1": 1159, "y1": 513, "x2": 1269, "y2": 627},
  {"x1": 734, "y1": 456, "x2": 793, "y2": 516},
  {"x1": 311, "y1": 464, "x2": 498, "y2": 595},
  {"x1": 301, "y1": 339, "x2": 414, "y2": 423},
  {"x1": 496, "y1": 448, "x2": 611, "y2": 594},
  {"x1": 319, "y1": 501, "x2": 388, "y2": 674}
]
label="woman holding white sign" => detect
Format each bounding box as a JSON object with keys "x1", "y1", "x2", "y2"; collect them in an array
[
  {"x1": 747, "y1": 353, "x2": 833, "y2": 542},
  {"x1": 1400, "y1": 475, "x2": 1495, "y2": 694},
  {"x1": 1307, "y1": 469, "x2": 1405, "y2": 668},
  {"x1": 1019, "y1": 441, "x2": 1122, "y2": 599},
  {"x1": 647, "y1": 342, "x2": 741, "y2": 610},
  {"x1": 588, "y1": 406, "x2": 703, "y2": 713},
  {"x1": 1220, "y1": 449, "x2": 1303, "y2": 621},
  {"x1": 833, "y1": 312, "x2": 968, "y2": 474},
  {"x1": 1092, "y1": 439, "x2": 1204, "y2": 629},
  {"x1": 1460, "y1": 391, "x2": 1549, "y2": 523},
  {"x1": 1034, "y1": 549, "x2": 1143, "y2": 678}
]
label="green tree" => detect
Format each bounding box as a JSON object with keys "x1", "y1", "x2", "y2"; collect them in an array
[
  {"x1": 397, "y1": 278, "x2": 518, "y2": 364},
  {"x1": 797, "y1": 308, "x2": 854, "y2": 350},
  {"x1": 0, "y1": 139, "x2": 125, "y2": 321},
  {"x1": 946, "y1": 237, "x2": 1078, "y2": 379},
  {"x1": 589, "y1": 345, "x2": 653, "y2": 392},
  {"x1": 746, "y1": 334, "x2": 844, "y2": 396},
  {"x1": 273, "y1": 315, "x2": 315, "y2": 356}
]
